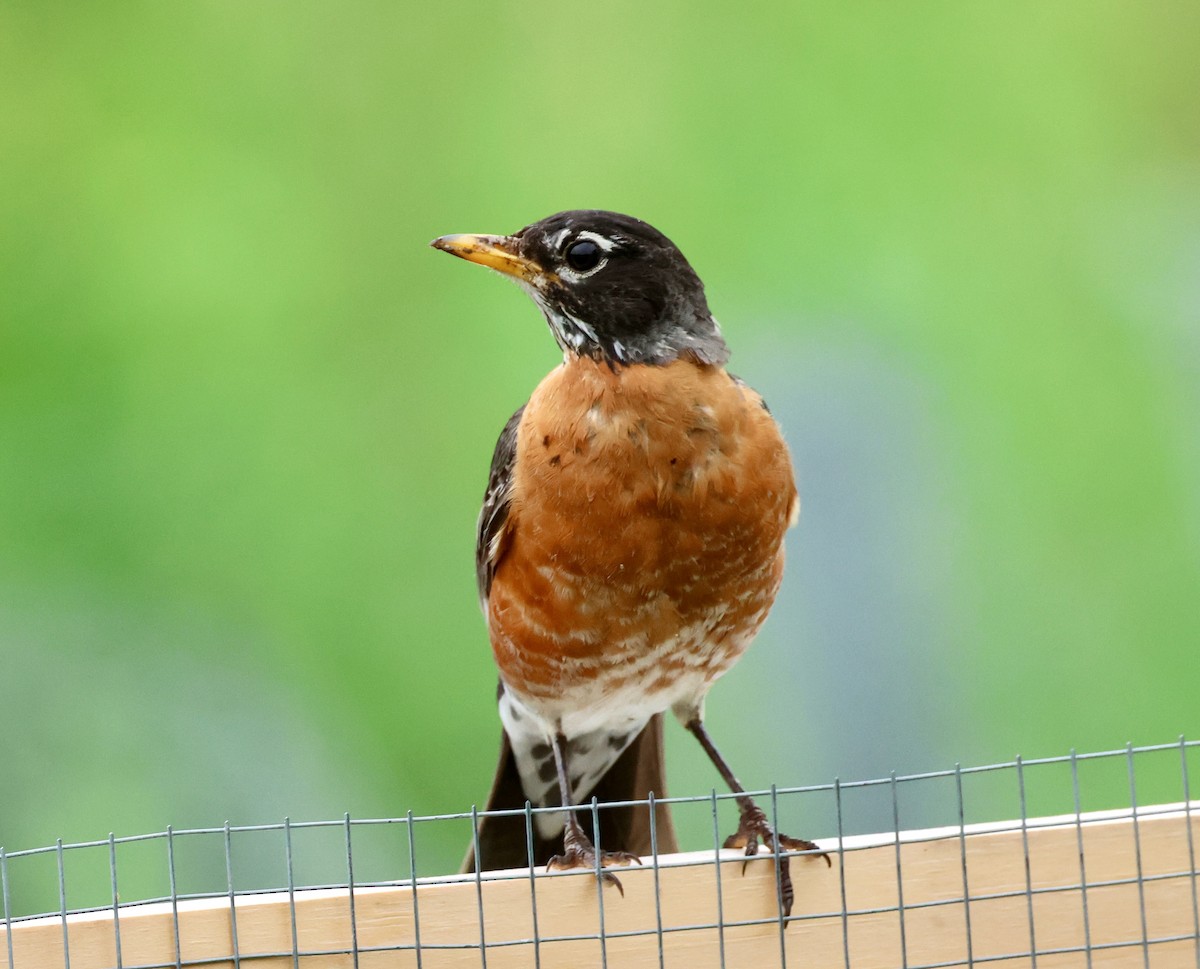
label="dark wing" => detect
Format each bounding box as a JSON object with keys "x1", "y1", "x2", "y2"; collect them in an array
[{"x1": 476, "y1": 404, "x2": 525, "y2": 610}]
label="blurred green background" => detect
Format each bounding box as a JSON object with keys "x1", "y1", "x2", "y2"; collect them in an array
[{"x1": 3, "y1": 1, "x2": 1198, "y2": 913}]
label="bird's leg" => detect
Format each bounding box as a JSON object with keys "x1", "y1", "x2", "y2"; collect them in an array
[
  {"x1": 685, "y1": 717, "x2": 829, "y2": 916},
  {"x1": 544, "y1": 731, "x2": 640, "y2": 893}
]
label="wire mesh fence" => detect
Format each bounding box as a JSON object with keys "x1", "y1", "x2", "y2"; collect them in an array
[{"x1": 3, "y1": 739, "x2": 1199, "y2": 968}]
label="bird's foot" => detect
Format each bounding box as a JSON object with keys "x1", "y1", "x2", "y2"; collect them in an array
[
  {"x1": 723, "y1": 799, "x2": 830, "y2": 916},
  {"x1": 547, "y1": 821, "x2": 640, "y2": 896}
]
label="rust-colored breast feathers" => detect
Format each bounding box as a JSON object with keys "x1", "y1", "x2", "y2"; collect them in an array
[{"x1": 487, "y1": 357, "x2": 797, "y2": 709}]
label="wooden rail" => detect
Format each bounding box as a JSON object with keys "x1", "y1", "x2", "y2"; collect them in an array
[{"x1": 4, "y1": 805, "x2": 1198, "y2": 969}]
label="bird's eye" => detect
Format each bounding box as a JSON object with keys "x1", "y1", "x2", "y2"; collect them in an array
[{"x1": 565, "y1": 239, "x2": 603, "y2": 272}]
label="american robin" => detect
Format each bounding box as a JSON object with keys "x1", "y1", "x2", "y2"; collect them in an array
[{"x1": 432, "y1": 210, "x2": 826, "y2": 914}]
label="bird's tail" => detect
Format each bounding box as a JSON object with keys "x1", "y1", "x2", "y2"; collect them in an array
[{"x1": 461, "y1": 713, "x2": 679, "y2": 873}]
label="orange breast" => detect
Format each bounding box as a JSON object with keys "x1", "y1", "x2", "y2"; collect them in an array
[{"x1": 487, "y1": 356, "x2": 798, "y2": 712}]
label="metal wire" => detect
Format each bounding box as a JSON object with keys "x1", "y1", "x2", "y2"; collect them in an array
[
  {"x1": 54, "y1": 842, "x2": 67, "y2": 969},
  {"x1": 588, "y1": 796, "x2": 609, "y2": 969},
  {"x1": 646, "y1": 792, "x2": 664, "y2": 969},
  {"x1": 1, "y1": 739, "x2": 1197, "y2": 969},
  {"x1": 107, "y1": 834, "x2": 123, "y2": 969},
  {"x1": 521, "y1": 803, "x2": 541, "y2": 969},
  {"x1": 1181, "y1": 739, "x2": 1200, "y2": 969},
  {"x1": 405, "y1": 809, "x2": 422, "y2": 969},
  {"x1": 470, "y1": 806, "x2": 487, "y2": 969},
  {"x1": 1069, "y1": 749, "x2": 1094, "y2": 969},
  {"x1": 342, "y1": 814, "x2": 359, "y2": 969},
  {"x1": 954, "y1": 764, "x2": 973, "y2": 969},
  {"x1": 709, "y1": 789, "x2": 727, "y2": 968},
  {"x1": 222, "y1": 823, "x2": 240, "y2": 969},
  {"x1": 1127, "y1": 744, "x2": 1150, "y2": 969},
  {"x1": 165, "y1": 827, "x2": 180, "y2": 969},
  {"x1": 834, "y1": 777, "x2": 850, "y2": 969},
  {"x1": 1, "y1": 848, "x2": 13, "y2": 969},
  {"x1": 769, "y1": 784, "x2": 786, "y2": 967},
  {"x1": 1016, "y1": 756, "x2": 1037, "y2": 969},
  {"x1": 282, "y1": 818, "x2": 299, "y2": 969},
  {"x1": 890, "y1": 773, "x2": 909, "y2": 969}
]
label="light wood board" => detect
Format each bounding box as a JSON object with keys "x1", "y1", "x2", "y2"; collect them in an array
[{"x1": 4, "y1": 804, "x2": 1198, "y2": 969}]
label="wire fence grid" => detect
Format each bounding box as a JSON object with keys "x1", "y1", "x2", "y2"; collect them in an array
[{"x1": 3, "y1": 739, "x2": 1199, "y2": 969}]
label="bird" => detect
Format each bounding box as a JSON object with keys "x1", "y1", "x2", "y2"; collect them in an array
[{"x1": 431, "y1": 210, "x2": 827, "y2": 915}]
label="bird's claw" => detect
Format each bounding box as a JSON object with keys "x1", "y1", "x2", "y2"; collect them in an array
[
  {"x1": 547, "y1": 842, "x2": 640, "y2": 896},
  {"x1": 722, "y1": 800, "x2": 829, "y2": 917}
]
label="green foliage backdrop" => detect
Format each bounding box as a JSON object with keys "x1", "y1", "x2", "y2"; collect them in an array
[{"x1": 2, "y1": 1, "x2": 1197, "y2": 909}]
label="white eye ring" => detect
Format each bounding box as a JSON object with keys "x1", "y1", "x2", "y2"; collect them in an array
[
  {"x1": 573, "y1": 230, "x2": 616, "y2": 253},
  {"x1": 559, "y1": 230, "x2": 613, "y2": 280}
]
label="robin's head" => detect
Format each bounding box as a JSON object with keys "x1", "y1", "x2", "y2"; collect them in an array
[{"x1": 432, "y1": 210, "x2": 730, "y2": 367}]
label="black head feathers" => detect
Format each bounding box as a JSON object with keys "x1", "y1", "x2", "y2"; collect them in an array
[{"x1": 433, "y1": 210, "x2": 730, "y2": 367}]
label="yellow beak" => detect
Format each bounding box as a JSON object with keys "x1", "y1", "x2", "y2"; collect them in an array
[{"x1": 430, "y1": 233, "x2": 547, "y2": 283}]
